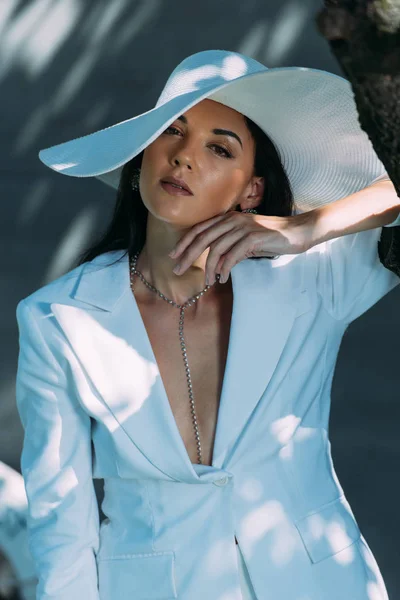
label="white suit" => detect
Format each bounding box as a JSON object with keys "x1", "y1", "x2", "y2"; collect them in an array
[{"x1": 15, "y1": 217, "x2": 400, "y2": 599}]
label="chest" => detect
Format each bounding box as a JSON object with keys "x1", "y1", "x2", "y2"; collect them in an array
[{"x1": 135, "y1": 286, "x2": 233, "y2": 467}]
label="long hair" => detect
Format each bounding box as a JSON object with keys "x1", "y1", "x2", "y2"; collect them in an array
[{"x1": 74, "y1": 116, "x2": 294, "y2": 269}]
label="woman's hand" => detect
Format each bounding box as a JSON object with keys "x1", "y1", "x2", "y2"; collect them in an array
[{"x1": 169, "y1": 210, "x2": 314, "y2": 284}]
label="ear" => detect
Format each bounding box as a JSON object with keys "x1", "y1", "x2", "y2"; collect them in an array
[{"x1": 240, "y1": 176, "x2": 265, "y2": 211}]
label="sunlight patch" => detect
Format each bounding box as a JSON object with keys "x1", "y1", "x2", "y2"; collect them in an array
[{"x1": 237, "y1": 477, "x2": 263, "y2": 502}]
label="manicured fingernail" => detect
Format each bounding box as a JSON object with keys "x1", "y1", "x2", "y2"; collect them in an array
[
  {"x1": 173, "y1": 264, "x2": 181, "y2": 274},
  {"x1": 169, "y1": 249, "x2": 176, "y2": 257}
]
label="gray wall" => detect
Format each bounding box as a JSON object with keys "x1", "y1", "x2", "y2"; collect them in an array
[{"x1": 2, "y1": 0, "x2": 399, "y2": 595}]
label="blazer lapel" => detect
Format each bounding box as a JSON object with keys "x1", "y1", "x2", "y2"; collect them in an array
[
  {"x1": 211, "y1": 253, "x2": 307, "y2": 469},
  {"x1": 51, "y1": 249, "x2": 306, "y2": 483}
]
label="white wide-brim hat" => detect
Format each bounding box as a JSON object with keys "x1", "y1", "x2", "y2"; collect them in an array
[{"x1": 38, "y1": 49, "x2": 387, "y2": 213}]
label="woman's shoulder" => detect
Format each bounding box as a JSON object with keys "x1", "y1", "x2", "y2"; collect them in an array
[{"x1": 18, "y1": 249, "x2": 125, "y2": 313}]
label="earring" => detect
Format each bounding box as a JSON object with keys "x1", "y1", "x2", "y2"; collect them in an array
[
  {"x1": 131, "y1": 168, "x2": 141, "y2": 191},
  {"x1": 241, "y1": 208, "x2": 258, "y2": 214}
]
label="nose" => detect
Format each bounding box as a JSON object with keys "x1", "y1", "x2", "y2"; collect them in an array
[
  {"x1": 171, "y1": 155, "x2": 192, "y2": 170},
  {"x1": 171, "y1": 140, "x2": 195, "y2": 170}
]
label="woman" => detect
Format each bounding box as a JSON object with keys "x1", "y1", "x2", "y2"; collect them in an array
[{"x1": 15, "y1": 50, "x2": 400, "y2": 600}]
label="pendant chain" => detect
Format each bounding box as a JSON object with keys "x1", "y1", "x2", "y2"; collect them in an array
[{"x1": 129, "y1": 251, "x2": 220, "y2": 465}]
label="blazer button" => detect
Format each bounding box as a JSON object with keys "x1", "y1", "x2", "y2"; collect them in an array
[{"x1": 213, "y1": 476, "x2": 229, "y2": 486}]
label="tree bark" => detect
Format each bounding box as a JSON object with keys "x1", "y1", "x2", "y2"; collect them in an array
[{"x1": 316, "y1": 0, "x2": 400, "y2": 275}]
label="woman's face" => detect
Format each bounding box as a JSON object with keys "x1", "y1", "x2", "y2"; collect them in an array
[{"x1": 139, "y1": 99, "x2": 263, "y2": 227}]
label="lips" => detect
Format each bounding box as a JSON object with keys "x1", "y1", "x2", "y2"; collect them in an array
[
  {"x1": 160, "y1": 181, "x2": 193, "y2": 196},
  {"x1": 160, "y1": 176, "x2": 193, "y2": 194}
]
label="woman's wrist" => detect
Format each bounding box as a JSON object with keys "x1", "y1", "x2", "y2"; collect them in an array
[{"x1": 288, "y1": 210, "x2": 321, "y2": 253}]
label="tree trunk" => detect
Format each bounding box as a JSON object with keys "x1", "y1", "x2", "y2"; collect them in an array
[{"x1": 316, "y1": 0, "x2": 400, "y2": 275}]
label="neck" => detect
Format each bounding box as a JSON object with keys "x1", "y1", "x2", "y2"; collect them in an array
[{"x1": 132, "y1": 245, "x2": 224, "y2": 306}]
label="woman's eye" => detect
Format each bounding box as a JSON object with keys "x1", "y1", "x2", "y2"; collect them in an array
[
  {"x1": 211, "y1": 145, "x2": 232, "y2": 158},
  {"x1": 165, "y1": 126, "x2": 181, "y2": 135},
  {"x1": 164, "y1": 128, "x2": 232, "y2": 158}
]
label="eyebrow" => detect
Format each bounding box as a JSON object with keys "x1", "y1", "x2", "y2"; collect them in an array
[{"x1": 177, "y1": 114, "x2": 243, "y2": 149}]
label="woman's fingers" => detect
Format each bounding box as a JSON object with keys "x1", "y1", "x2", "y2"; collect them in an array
[
  {"x1": 218, "y1": 233, "x2": 260, "y2": 279},
  {"x1": 205, "y1": 230, "x2": 244, "y2": 284},
  {"x1": 169, "y1": 214, "x2": 228, "y2": 259},
  {"x1": 172, "y1": 216, "x2": 238, "y2": 275}
]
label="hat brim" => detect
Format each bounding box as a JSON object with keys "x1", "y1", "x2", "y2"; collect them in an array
[{"x1": 38, "y1": 66, "x2": 387, "y2": 213}]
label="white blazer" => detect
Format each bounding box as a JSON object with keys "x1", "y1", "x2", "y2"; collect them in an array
[{"x1": 15, "y1": 223, "x2": 400, "y2": 600}]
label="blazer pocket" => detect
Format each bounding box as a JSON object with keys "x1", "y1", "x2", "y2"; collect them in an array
[
  {"x1": 97, "y1": 550, "x2": 177, "y2": 599},
  {"x1": 294, "y1": 494, "x2": 361, "y2": 564}
]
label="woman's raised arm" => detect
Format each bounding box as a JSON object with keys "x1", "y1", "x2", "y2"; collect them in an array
[
  {"x1": 307, "y1": 176, "x2": 400, "y2": 245},
  {"x1": 306, "y1": 179, "x2": 400, "y2": 323}
]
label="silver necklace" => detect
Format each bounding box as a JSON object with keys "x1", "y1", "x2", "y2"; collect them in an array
[{"x1": 129, "y1": 251, "x2": 221, "y2": 465}]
